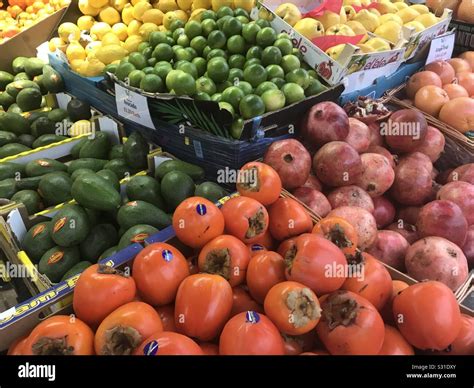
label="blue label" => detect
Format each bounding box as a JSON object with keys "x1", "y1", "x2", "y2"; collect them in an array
[
  {"x1": 245, "y1": 311, "x2": 260, "y2": 324},
  {"x1": 143, "y1": 340, "x2": 159, "y2": 356},
  {"x1": 162, "y1": 249, "x2": 173, "y2": 262},
  {"x1": 251, "y1": 244, "x2": 264, "y2": 252},
  {"x1": 196, "y1": 203, "x2": 207, "y2": 216}
]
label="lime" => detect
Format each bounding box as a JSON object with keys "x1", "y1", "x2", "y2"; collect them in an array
[
  {"x1": 234, "y1": 8, "x2": 250, "y2": 18},
  {"x1": 308, "y1": 70, "x2": 317, "y2": 79},
  {"x1": 261, "y1": 89, "x2": 286, "y2": 112},
  {"x1": 216, "y1": 6, "x2": 233, "y2": 19},
  {"x1": 172, "y1": 45, "x2": 181, "y2": 53},
  {"x1": 219, "y1": 101, "x2": 235, "y2": 118},
  {"x1": 231, "y1": 118, "x2": 244, "y2": 139},
  {"x1": 261, "y1": 46, "x2": 282, "y2": 66},
  {"x1": 154, "y1": 61, "x2": 173, "y2": 79},
  {"x1": 305, "y1": 78, "x2": 327, "y2": 97},
  {"x1": 166, "y1": 37, "x2": 175, "y2": 46},
  {"x1": 185, "y1": 47, "x2": 198, "y2": 60},
  {"x1": 281, "y1": 83, "x2": 305, "y2": 105},
  {"x1": 223, "y1": 17, "x2": 242, "y2": 37},
  {"x1": 256, "y1": 27, "x2": 277, "y2": 47},
  {"x1": 217, "y1": 15, "x2": 232, "y2": 31},
  {"x1": 173, "y1": 28, "x2": 185, "y2": 41},
  {"x1": 147, "y1": 57, "x2": 157, "y2": 67},
  {"x1": 207, "y1": 48, "x2": 227, "y2": 60},
  {"x1": 228, "y1": 68, "x2": 244, "y2": 83},
  {"x1": 227, "y1": 35, "x2": 246, "y2": 54},
  {"x1": 138, "y1": 42, "x2": 151, "y2": 52},
  {"x1": 192, "y1": 57, "x2": 207, "y2": 77},
  {"x1": 195, "y1": 92, "x2": 211, "y2": 101},
  {"x1": 128, "y1": 70, "x2": 145, "y2": 87},
  {"x1": 207, "y1": 30, "x2": 227, "y2": 49},
  {"x1": 256, "y1": 19, "x2": 271, "y2": 29},
  {"x1": 175, "y1": 48, "x2": 193, "y2": 62},
  {"x1": 244, "y1": 58, "x2": 261, "y2": 69},
  {"x1": 140, "y1": 74, "x2": 164, "y2": 93},
  {"x1": 207, "y1": 57, "x2": 230, "y2": 83},
  {"x1": 104, "y1": 64, "x2": 118, "y2": 74},
  {"x1": 120, "y1": 57, "x2": 129, "y2": 64},
  {"x1": 176, "y1": 61, "x2": 198, "y2": 79},
  {"x1": 185, "y1": 21, "x2": 202, "y2": 40},
  {"x1": 281, "y1": 54, "x2": 301, "y2": 73},
  {"x1": 211, "y1": 93, "x2": 222, "y2": 102},
  {"x1": 128, "y1": 52, "x2": 147, "y2": 70},
  {"x1": 239, "y1": 94, "x2": 265, "y2": 119},
  {"x1": 236, "y1": 80, "x2": 253, "y2": 95},
  {"x1": 116, "y1": 62, "x2": 136, "y2": 81},
  {"x1": 271, "y1": 77, "x2": 285, "y2": 89},
  {"x1": 222, "y1": 86, "x2": 245, "y2": 110},
  {"x1": 242, "y1": 22, "x2": 261, "y2": 44},
  {"x1": 165, "y1": 31, "x2": 173, "y2": 38},
  {"x1": 201, "y1": 10, "x2": 216, "y2": 21},
  {"x1": 202, "y1": 19, "x2": 218, "y2": 37},
  {"x1": 166, "y1": 69, "x2": 182, "y2": 91},
  {"x1": 152, "y1": 43, "x2": 173, "y2": 61},
  {"x1": 285, "y1": 68, "x2": 310, "y2": 89},
  {"x1": 246, "y1": 46, "x2": 263, "y2": 60},
  {"x1": 149, "y1": 31, "x2": 167, "y2": 47},
  {"x1": 217, "y1": 81, "x2": 233, "y2": 93},
  {"x1": 292, "y1": 48, "x2": 303, "y2": 61},
  {"x1": 196, "y1": 76, "x2": 217, "y2": 95},
  {"x1": 142, "y1": 47, "x2": 153, "y2": 60},
  {"x1": 203, "y1": 46, "x2": 212, "y2": 58},
  {"x1": 190, "y1": 36, "x2": 207, "y2": 55},
  {"x1": 170, "y1": 19, "x2": 185, "y2": 32},
  {"x1": 274, "y1": 38, "x2": 293, "y2": 56},
  {"x1": 174, "y1": 71, "x2": 196, "y2": 96},
  {"x1": 229, "y1": 54, "x2": 246, "y2": 69},
  {"x1": 237, "y1": 16, "x2": 250, "y2": 24},
  {"x1": 244, "y1": 64, "x2": 267, "y2": 88},
  {"x1": 266, "y1": 64, "x2": 284, "y2": 79},
  {"x1": 177, "y1": 34, "x2": 190, "y2": 47},
  {"x1": 142, "y1": 66, "x2": 155, "y2": 75},
  {"x1": 255, "y1": 81, "x2": 278, "y2": 96}
]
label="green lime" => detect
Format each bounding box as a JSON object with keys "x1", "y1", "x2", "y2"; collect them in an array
[
  {"x1": 165, "y1": 31, "x2": 173, "y2": 38},
  {"x1": 242, "y1": 22, "x2": 261, "y2": 44},
  {"x1": 231, "y1": 118, "x2": 244, "y2": 139},
  {"x1": 285, "y1": 68, "x2": 310, "y2": 89},
  {"x1": 261, "y1": 89, "x2": 286, "y2": 112},
  {"x1": 277, "y1": 33, "x2": 291, "y2": 40},
  {"x1": 207, "y1": 30, "x2": 227, "y2": 49},
  {"x1": 149, "y1": 31, "x2": 167, "y2": 47},
  {"x1": 174, "y1": 71, "x2": 196, "y2": 96},
  {"x1": 152, "y1": 43, "x2": 173, "y2": 62},
  {"x1": 177, "y1": 34, "x2": 190, "y2": 47},
  {"x1": 261, "y1": 46, "x2": 282, "y2": 66},
  {"x1": 236, "y1": 81, "x2": 253, "y2": 95},
  {"x1": 172, "y1": 45, "x2": 181, "y2": 53},
  {"x1": 140, "y1": 74, "x2": 164, "y2": 93},
  {"x1": 219, "y1": 101, "x2": 235, "y2": 118},
  {"x1": 207, "y1": 48, "x2": 227, "y2": 60},
  {"x1": 256, "y1": 19, "x2": 270, "y2": 29},
  {"x1": 305, "y1": 78, "x2": 327, "y2": 97},
  {"x1": 207, "y1": 57, "x2": 230, "y2": 83},
  {"x1": 271, "y1": 77, "x2": 285, "y2": 89},
  {"x1": 229, "y1": 54, "x2": 246, "y2": 69},
  {"x1": 195, "y1": 92, "x2": 211, "y2": 101},
  {"x1": 128, "y1": 52, "x2": 147, "y2": 70},
  {"x1": 176, "y1": 61, "x2": 198, "y2": 79},
  {"x1": 185, "y1": 47, "x2": 198, "y2": 60},
  {"x1": 170, "y1": 19, "x2": 185, "y2": 32},
  {"x1": 244, "y1": 58, "x2": 261, "y2": 69},
  {"x1": 246, "y1": 46, "x2": 262, "y2": 60},
  {"x1": 243, "y1": 64, "x2": 267, "y2": 88},
  {"x1": 255, "y1": 81, "x2": 278, "y2": 96},
  {"x1": 138, "y1": 42, "x2": 150, "y2": 52},
  {"x1": 217, "y1": 80, "x2": 232, "y2": 93},
  {"x1": 281, "y1": 54, "x2": 301, "y2": 73},
  {"x1": 142, "y1": 66, "x2": 155, "y2": 75},
  {"x1": 166, "y1": 69, "x2": 183, "y2": 91},
  {"x1": 236, "y1": 16, "x2": 250, "y2": 24},
  {"x1": 201, "y1": 10, "x2": 216, "y2": 21},
  {"x1": 166, "y1": 36, "x2": 175, "y2": 46},
  {"x1": 223, "y1": 17, "x2": 242, "y2": 37},
  {"x1": 185, "y1": 21, "x2": 202, "y2": 40},
  {"x1": 190, "y1": 36, "x2": 207, "y2": 55},
  {"x1": 192, "y1": 57, "x2": 207, "y2": 77},
  {"x1": 217, "y1": 15, "x2": 232, "y2": 30},
  {"x1": 116, "y1": 62, "x2": 136, "y2": 82},
  {"x1": 256, "y1": 27, "x2": 277, "y2": 47},
  {"x1": 128, "y1": 70, "x2": 145, "y2": 87},
  {"x1": 266, "y1": 64, "x2": 285, "y2": 79},
  {"x1": 120, "y1": 57, "x2": 129, "y2": 64},
  {"x1": 234, "y1": 8, "x2": 249, "y2": 18},
  {"x1": 211, "y1": 93, "x2": 222, "y2": 102},
  {"x1": 216, "y1": 6, "x2": 233, "y2": 19},
  {"x1": 147, "y1": 57, "x2": 157, "y2": 66},
  {"x1": 154, "y1": 61, "x2": 172, "y2": 79},
  {"x1": 104, "y1": 63, "x2": 117, "y2": 74},
  {"x1": 281, "y1": 83, "x2": 305, "y2": 105},
  {"x1": 174, "y1": 48, "x2": 193, "y2": 62},
  {"x1": 196, "y1": 76, "x2": 217, "y2": 95},
  {"x1": 274, "y1": 38, "x2": 293, "y2": 56},
  {"x1": 221, "y1": 86, "x2": 245, "y2": 111},
  {"x1": 201, "y1": 19, "x2": 218, "y2": 36},
  {"x1": 292, "y1": 48, "x2": 303, "y2": 61},
  {"x1": 142, "y1": 47, "x2": 153, "y2": 60},
  {"x1": 203, "y1": 46, "x2": 211, "y2": 58},
  {"x1": 173, "y1": 28, "x2": 185, "y2": 41},
  {"x1": 308, "y1": 70, "x2": 317, "y2": 79},
  {"x1": 228, "y1": 68, "x2": 244, "y2": 83},
  {"x1": 239, "y1": 94, "x2": 265, "y2": 119},
  {"x1": 227, "y1": 35, "x2": 246, "y2": 54}
]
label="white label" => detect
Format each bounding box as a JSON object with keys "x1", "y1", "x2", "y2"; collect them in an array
[
  {"x1": 115, "y1": 84, "x2": 155, "y2": 130},
  {"x1": 426, "y1": 31, "x2": 455, "y2": 65}
]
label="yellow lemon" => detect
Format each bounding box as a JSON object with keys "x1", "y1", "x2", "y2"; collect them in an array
[
  {"x1": 189, "y1": 8, "x2": 206, "y2": 21},
  {"x1": 95, "y1": 44, "x2": 128, "y2": 64},
  {"x1": 58, "y1": 22, "x2": 81, "y2": 43},
  {"x1": 233, "y1": 0, "x2": 255, "y2": 12},
  {"x1": 127, "y1": 19, "x2": 142, "y2": 36},
  {"x1": 191, "y1": 0, "x2": 211, "y2": 11},
  {"x1": 48, "y1": 37, "x2": 66, "y2": 52},
  {"x1": 122, "y1": 4, "x2": 135, "y2": 25},
  {"x1": 131, "y1": 0, "x2": 146, "y2": 5},
  {"x1": 133, "y1": 1, "x2": 153, "y2": 20},
  {"x1": 100, "y1": 6, "x2": 121, "y2": 25},
  {"x1": 88, "y1": 0, "x2": 108, "y2": 8},
  {"x1": 77, "y1": 15, "x2": 95, "y2": 31},
  {"x1": 139, "y1": 22, "x2": 159, "y2": 39},
  {"x1": 123, "y1": 35, "x2": 143, "y2": 52},
  {"x1": 157, "y1": 0, "x2": 178, "y2": 13},
  {"x1": 66, "y1": 41, "x2": 86, "y2": 61},
  {"x1": 85, "y1": 41, "x2": 102, "y2": 54},
  {"x1": 90, "y1": 22, "x2": 112, "y2": 40},
  {"x1": 174, "y1": 9, "x2": 188, "y2": 22},
  {"x1": 158, "y1": 25, "x2": 167, "y2": 31},
  {"x1": 70, "y1": 59, "x2": 86, "y2": 73},
  {"x1": 142, "y1": 8, "x2": 164, "y2": 24},
  {"x1": 177, "y1": 0, "x2": 192, "y2": 11},
  {"x1": 78, "y1": 0, "x2": 101, "y2": 16},
  {"x1": 111, "y1": 0, "x2": 128, "y2": 11},
  {"x1": 112, "y1": 22, "x2": 128, "y2": 40},
  {"x1": 212, "y1": 0, "x2": 233, "y2": 11},
  {"x1": 101, "y1": 31, "x2": 122, "y2": 45},
  {"x1": 81, "y1": 58, "x2": 106, "y2": 77},
  {"x1": 162, "y1": 11, "x2": 178, "y2": 29}
]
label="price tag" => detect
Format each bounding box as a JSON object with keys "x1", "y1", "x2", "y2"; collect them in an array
[
  {"x1": 115, "y1": 84, "x2": 155, "y2": 130},
  {"x1": 426, "y1": 31, "x2": 455, "y2": 65}
]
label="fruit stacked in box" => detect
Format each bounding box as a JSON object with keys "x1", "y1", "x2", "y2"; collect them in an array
[{"x1": 428, "y1": 0, "x2": 473, "y2": 24}]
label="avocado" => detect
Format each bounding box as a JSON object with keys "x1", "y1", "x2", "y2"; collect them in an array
[
  {"x1": 25, "y1": 158, "x2": 67, "y2": 177},
  {"x1": 0, "y1": 143, "x2": 31, "y2": 158},
  {"x1": 0, "y1": 178, "x2": 17, "y2": 199},
  {"x1": 126, "y1": 175, "x2": 165, "y2": 209},
  {"x1": 47, "y1": 108, "x2": 69, "y2": 123},
  {"x1": 79, "y1": 131, "x2": 111, "y2": 159},
  {"x1": 14, "y1": 72, "x2": 30, "y2": 81},
  {"x1": 0, "y1": 162, "x2": 25, "y2": 181},
  {"x1": 71, "y1": 173, "x2": 122, "y2": 212},
  {"x1": 38, "y1": 245, "x2": 80, "y2": 283},
  {"x1": 70, "y1": 138, "x2": 87, "y2": 159},
  {"x1": 24, "y1": 58, "x2": 45, "y2": 78},
  {"x1": 96, "y1": 169, "x2": 120, "y2": 191},
  {"x1": 108, "y1": 144, "x2": 123, "y2": 160},
  {"x1": 67, "y1": 99, "x2": 91, "y2": 122},
  {"x1": 67, "y1": 158, "x2": 108, "y2": 174},
  {"x1": 11, "y1": 190, "x2": 42, "y2": 215},
  {"x1": 15, "y1": 176, "x2": 42, "y2": 190},
  {"x1": 16, "y1": 88, "x2": 42, "y2": 112},
  {"x1": 123, "y1": 131, "x2": 148, "y2": 170},
  {"x1": 60, "y1": 261, "x2": 92, "y2": 282},
  {"x1": 33, "y1": 75, "x2": 47, "y2": 95},
  {"x1": 0, "y1": 71, "x2": 14, "y2": 90},
  {"x1": 31, "y1": 116, "x2": 57, "y2": 137},
  {"x1": 104, "y1": 158, "x2": 135, "y2": 179},
  {"x1": 6, "y1": 80, "x2": 40, "y2": 99},
  {"x1": 12, "y1": 57, "x2": 28, "y2": 75},
  {"x1": 195, "y1": 181, "x2": 228, "y2": 203},
  {"x1": 70, "y1": 168, "x2": 95, "y2": 181},
  {"x1": 160, "y1": 171, "x2": 195, "y2": 210},
  {"x1": 0, "y1": 112, "x2": 30, "y2": 136},
  {"x1": 38, "y1": 172, "x2": 73, "y2": 206},
  {"x1": 18, "y1": 134, "x2": 35, "y2": 148},
  {"x1": 79, "y1": 223, "x2": 118, "y2": 263},
  {"x1": 0, "y1": 92, "x2": 15, "y2": 110},
  {"x1": 32, "y1": 134, "x2": 67, "y2": 149},
  {"x1": 22, "y1": 222, "x2": 55, "y2": 263},
  {"x1": 117, "y1": 224, "x2": 158, "y2": 250},
  {"x1": 50, "y1": 204, "x2": 90, "y2": 247},
  {"x1": 98, "y1": 245, "x2": 118, "y2": 261},
  {"x1": 155, "y1": 159, "x2": 205, "y2": 181},
  {"x1": 42, "y1": 65, "x2": 65, "y2": 94},
  {"x1": 117, "y1": 200, "x2": 172, "y2": 230},
  {"x1": 7, "y1": 104, "x2": 22, "y2": 114},
  {"x1": 0, "y1": 131, "x2": 18, "y2": 147}
]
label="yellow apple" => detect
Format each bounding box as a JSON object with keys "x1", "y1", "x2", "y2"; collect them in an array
[
  {"x1": 404, "y1": 21, "x2": 426, "y2": 33},
  {"x1": 275, "y1": 3, "x2": 302, "y2": 27},
  {"x1": 374, "y1": 20, "x2": 403, "y2": 44},
  {"x1": 353, "y1": 9, "x2": 380, "y2": 32},
  {"x1": 365, "y1": 37, "x2": 391, "y2": 52},
  {"x1": 326, "y1": 24, "x2": 355, "y2": 36},
  {"x1": 294, "y1": 18, "x2": 325, "y2": 39},
  {"x1": 414, "y1": 13, "x2": 439, "y2": 28},
  {"x1": 396, "y1": 8, "x2": 420, "y2": 23},
  {"x1": 379, "y1": 14, "x2": 404, "y2": 26},
  {"x1": 313, "y1": 11, "x2": 341, "y2": 29},
  {"x1": 326, "y1": 44, "x2": 346, "y2": 61}
]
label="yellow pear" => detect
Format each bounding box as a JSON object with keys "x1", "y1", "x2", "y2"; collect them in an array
[
  {"x1": 326, "y1": 24, "x2": 355, "y2": 36},
  {"x1": 374, "y1": 0, "x2": 399, "y2": 15},
  {"x1": 393, "y1": 2, "x2": 408, "y2": 10},
  {"x1": 365, "y1": 37, "x2": 391, "y2": 52},
  {"x1": 343, "y1": 0, "x2": 361, "y2": 6},
  {"x1": 369, "y1": 8, "x2": 381, "y2": 17},
  {"x1": 357, "y1": 43, "x2": 374, "y2": 53},
  {"x1": 374, "y1": 20, "x2": 403, "y2": 44},
  {"x1": 353, "y1": 9, "x2": 380, "y2": 32},
  {"x1": 343, "y1": 5, "x2": 356, "y2": 20},
  {"x1": 410, "y1": 4, "x2": 430, "y2": 14},
  {"x1": 339, "y1": 8, "x2": 347, "y2": 24},
  {"x1": 404, "y1": 21, "x2": 426, "y2": 33},
  {"x1": 379, "y1": 13, "x2": 404, "y2": 26},
  {"x1": 294, "y1": 18, "x2": 325, "y2": 39},
  {"x1": 414, "y1": 13, "x2": 439, "y2": 28},
  {"x1": 396, "y1": 8, "x2": 420, "y2": 23},
  {"x1": 275, "y1": 3, "x2": 302, "y2": 27},
  {"x1": 313, "y1": 11, "x2": 340, "y2": 29},
  {"x1": 326, "y1": 44, "x2": 346, "y2": 61},
  {"x1": 346, "y1": 20, "x2": 368, "y2": 39}
]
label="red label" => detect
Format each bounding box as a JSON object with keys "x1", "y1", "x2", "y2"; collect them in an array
[
  {"x1": 53, "y1": 217, "x2": 67, "y2": 233},
  {"x1": 48, "y1": 251, "x2": 64, "y2": 265},
  {"x1": 32, "y1": 224, "x2": 46, "y2": 238}
]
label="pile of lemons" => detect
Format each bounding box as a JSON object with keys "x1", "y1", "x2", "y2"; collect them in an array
[{"x1": 49, "y1": 0, "x2": 255, "y2": 77}]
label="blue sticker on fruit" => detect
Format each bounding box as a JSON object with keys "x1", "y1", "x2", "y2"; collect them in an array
[
  {"x1": 143, "y1": 340, "x2": 159, "y2": 356},
  {"x1": 162, "y1": 249, "x2": 173, "y2": 262},
  {"x1": 196, "y1": 203, "x2": 207, "y2": 216},
  {"x1": 251, "y1": 244, "x2": 265, "y2": 252},
  {"x1": 245, "y1": 311, "x2": 260, "y2": 324}
]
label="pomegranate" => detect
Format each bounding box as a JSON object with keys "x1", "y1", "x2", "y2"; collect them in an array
[
  {"x1": 292, "y1": 187, "x2": 331, "y2": 217},
  {"x1": 327, "y1": 185, "x2": 374, "y2": 213},
  {"x1": 437, "y1": 181, "x2": 474, "y2": 225},
  {"x1": 302, "y1": 174, "x2": 323, "y2": 191},
  {"x1": 383, "y1": 109, "x2": 428, "y2": 152},
  {"x1": 372, "y1": 196, "x2": 396, "y2": 228},
  {"x1": 345, "y1": 118, "x2": 370, "y2": 153},
  {"x1": 411, "y1": 125, "x2": 445, "y2": 163},
  {"x1": 365, "y1": 145, "x2": 396, "y2": 168},
  {"x1": 367, "y1": 230, "x2": 409, "y2": 271},
  {"x1": 367, "y1": 122, "x2": 384, "y2": 147},
  {"x1": 462, "y1": 226, "x2": 474, "y2": 266}
]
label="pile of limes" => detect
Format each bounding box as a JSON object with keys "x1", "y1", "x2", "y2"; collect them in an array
[{"x1": 107, "y1": 6, "x2": 327, "y2": 129}]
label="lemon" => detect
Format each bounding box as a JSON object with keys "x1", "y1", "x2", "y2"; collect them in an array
[
  {"x1": 95, "y1": 44, "x2": 128, "y2": 64},
  {"x1": 66, "y1": 41, "x2": 87, "y2": 61},
  {"x1": 90, "y1": 22, "x2": 112, "y2": 40},
  {"x1": 157, "y1": 0, "x2": 178, "y2": 13},
  {"x1": 127, "y1": 19, "x2": 142, "y2": 36},
  {"x1": 78, "y1": 0, "x2": 101, "y2": 16},
  {"x1": 123, "y1": 35, "x2": 143, "y2": 52},
  {"x1": 162, "y1": 11, "x2": 178, "y2": 29},
  {"x1": 212, "y1": 0, "x2": 233, "y2": 12},
  {"x1": 112, "y1": 22, "x2": 128, "y2": 40},
  {"x1": 70, "y1": 59, "x2": 86, "y2": 73},
  {"x1": 100, "y1": 6, "x2": 121, "y2": 25},
  {"x1": 88, "y1": 0, "x2": 108, "y2": 8},
  {"x1": 85, "y1": 41, "x2": 102, "y2": 54},
  {"x1": 174, "y1": 9, "x2": 188, "y2": 22},
  {"x1": 77, "y1": 15, "x2": 95, "y2": 31},
  {"x1": 191, "y1": 0, "x2": 211, "y2": 11},
  {"x1": 177, "y1": 0, "x2": 192, "y2": 11},
  {"x1": 158, "y1": 25, "x2": 167, "y2": 32},
  {"x1": 58, "y1": 22, "x2": 81, "y2": 43},
  {"x1": 122, "y1": 4, "x2": 135, "y2": 25},
  {"x1": 233, "y1": 0, "x2": 255, "y2": 12},
  {"x1": 131, "y1": 0, "x2": 145, "y2": 5},
  {"x1": 111, "y1": 0, "x2": 128, "y2": 11},
  {"x1": 101, "y1": 32, "x2": 122, "y2": 45},
  {"x1": 189, "y1": 8, "x2": 206, "y2": 22},
  {"x1": 81, "y1": 58, "x2": 106, "y2": 77},
  {"x1": 133, "y1": 1, "x2": 154, "y2": 21},
  {"x1": 139, "y1": 22, "x2": 159, "y2": 39},
  {"x1": 149, "y1": 12, "x2": 169, "y2": 25},
  {"x1": 70, "y1": 120, "x2": 92, "y2": 135},
  {"x1": 48, "y1": 37, "x2": 66, "y2": 52}
]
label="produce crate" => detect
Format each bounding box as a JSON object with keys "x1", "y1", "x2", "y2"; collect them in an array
[{"x1": 450, "y1": 19, "x2": 474, "y2": 55}]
